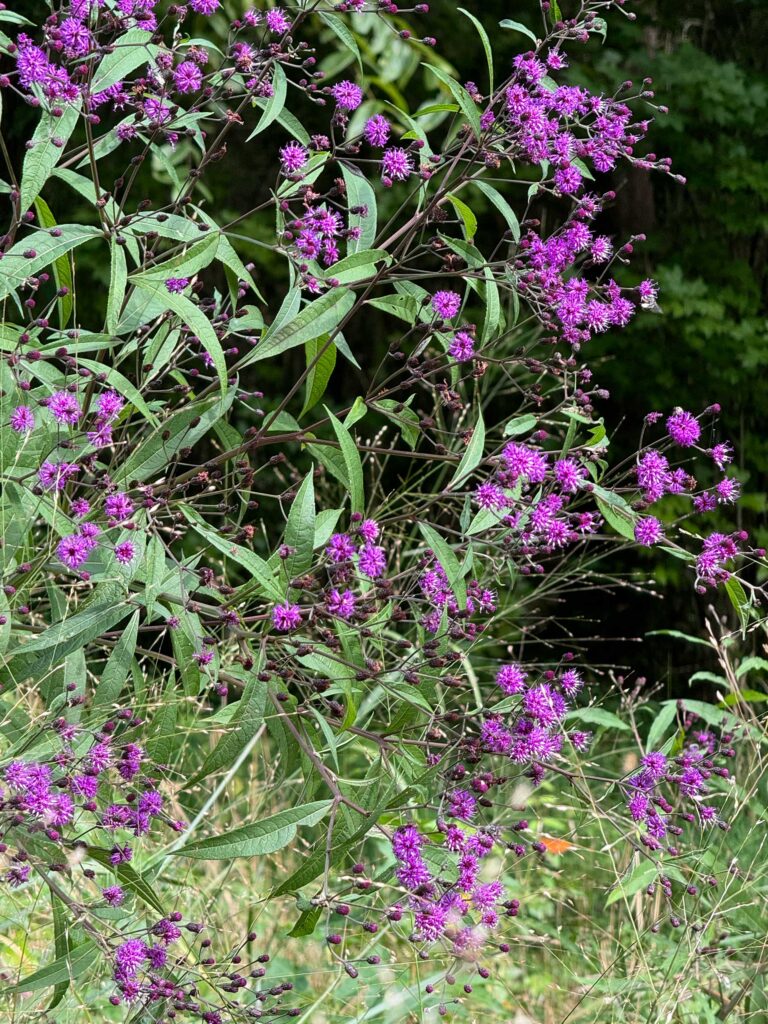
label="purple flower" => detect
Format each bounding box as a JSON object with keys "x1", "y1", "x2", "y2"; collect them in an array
[
  {"x1": 57, "y1": 534, "x2": 90, "y2": 569},
  {"x1": 715, "y1": 476, "x2": 740, "y2": 504},
  {"x1": 144, "y1": 97, "x2": 172, "y2": 126},
  {"x1": 174, "y1": 60, "x2": 203, "y2": 94},
  {"x1": 449, "y1": 330, "x2": 475, "y2": 362},
  {"x1": 636, "y1": 450, "x2": 669, "y2": 502},
  {"x1": 10, "y1": 406, "x2": 34, "y2": 432},
  {"x1": 666, "y1": 409, "x2": 700, "y2": 448},
  {"x1": 166, "y1": 277, "x2": 190, "y2": 293},
  {"x1": 359, "y1": 518, "x2": 380, "y2": 542},
  {"x1": 105, "y1": 492, "x2": 134, "y2": 524},
  {"x1": 381, "y1": 147, "x2": 413, "y2": 182},
  {"x1": 554, "y1": 457, "x2": 584, "y2": 493},
  {"x1": 114, "y1": 939, "x2": 148, "y2": 981},
  {"x1": 358, "y1": 543, "x2": 386, "y2": 579},
  {"x1": 634, "y1": 516, "x2": 664, "y2": 547},
  {"x1": 190, "y1": 0, "x2": 220, "y2": 12},
  {"x1": 326, "y1": 588, "x2": 356, "y2": 619},
  {"x1": 114, "y1": 541, "x2": 136, "y2": 564},
  {"x1": 331, "y1": 80, "x2": 363, "y2": 111},
  {"x1": 364, "y1": 115, "x2": 391, "y2": 147},
  {"x1": 448, "y1": 789, "x2": 477, "y2": 821},
  {"x1": 280, "y1": 142, "x2": 309, "y2": 174},
  {"x1": 590, "y1": 236, "x2": 613, "y2": 263},
  {"x1": 431, "y1": 290, "x2": 462, "y2": 320},
  {"x1": 496, "y1": 663, "x2": 527, "y2": 695},
  {"x1": 96, "y1": 390, "x2": 125, "y2": 421},
  {"x1": 272, "y1": 602, "x2": 302, "y2": 631},
  {"x1": 102, "y1": 885, "x2": 125, "y2": 907},
  {"x1": 59, "y1": 17, "x2": 92, "y2": 58},
  {"x1": 554, "y1": 164, "x2": 582, "y2": 194},
  {"x1": 265, "y1": 8, "x2": 290, "y2": 32},
  {"x1": 471, "y1": 880, "x2": 504, "y2": 910},
  {"x1": 326, "y1": 532, "x2": 356, "y2": 563},
  {"x1": 523, "y1": 683, "x2": 566, "y2": 725},
  {"x1": 709, "y1": 442, "x2": 733, "y2": 470},
  {"x1": 47, "y1": 390, "x2": 81, "y2": 425}
]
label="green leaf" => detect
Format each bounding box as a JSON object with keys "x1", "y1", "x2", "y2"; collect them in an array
[
  {"x1": 472, "y1": 179, "x2": 521, "y2": 242},
  {"x1": 324, "y1": 249, "x2": 389, "y2": 284},
  {"x1": 646, "y1": 629, "x2": 711, "y2": 648},
  {"x1": 593, "y1": 485, "x2": 637, "y2": 541},
  {"x1": 458, "y1": 8, "x2": 493, "y2": 91},
  {"x1": 645, "y1": 701, "x2": 679, "y2": 753},
  {"x1": 239, "y1": 288, "x2": 355, "y2": 368},
  {"x1": 0, "y1": 225, "x2": 102, "y2": 303},
  {"x1": 186, "y1": 678, "x2": 266, "y2": 788},
  {"x1": 105, "y1": 238, "x2": 127, "y2": 335},
  {"x1": 503, "y1": 413, "x2": 537, "y2": 437},
  {"x1": 92, "y1": 609, "x2": 139, "y2": 709},
  {"x1": 499, "y1": 19, "x2": 538, "y2": 45},
  {"x1": 564, "y1": 706, "x2": 631, "y2": 732},
  {"x1": 174, "y1": 801, "x2": 332, "y2": 859},
  {"x1": 246, "y1": 61, "x2": 287, "y2": 140},
  {"x1": 319, "y1": 12, "x2": 362, "y2": 71},
  {"x1": 449, "y1": 410, "x2": 485, "y2": 489},
  {"x1": 326, "y1": 407, "x2": 364, "y2": 515},
  {"x1": 6, "y1": 601, "x2": 132, "y2": 675},
  {"x1": 725, "y1": 575, "x2": 750, "y2": 634},
  {"x1": 33, "y1": 198, "x2": 73, "y2": 328},
  {"x1": 118, "y1": 390, "x2": 234, "y2": 484},
  {"x1": 418, "y1": 522, "x2": 467, "y2": 608},
  {"x1": 133, "y1": 280, "x2": 227, "y2": 393},
  {"x1": 6, "y1": 942, "x2": 98, "y2": 993},
  {"x1": 90, "y1": 29, "x2": 160, "y2": 93},
  {"x1": 340, "y1": 163, "x2": 377, "y2": 253},
  {"x1": 131, "y1": 231, "x2": 220, "y2": 283},
  {"x1": 424, "y1": 65, "x2": 481, "y2": 137},
  {"x1": 445, "y1": 194, "x2": 478, "y2": 240},
  {"x1": 20, "y1": 103, "x2": 81, "y2": 213},
  {"x1": 181, "y1": 507, "x2": 282, "y2": 601},
  {"x1": 282, "y1": 471, "x2": 316, "y2": 590},
  {"x1": 605, "y1": 860, "x2": 659, "y2": 906},
  {"x1": 301, "y1": 335, "x2": 337, "y2": 417}
]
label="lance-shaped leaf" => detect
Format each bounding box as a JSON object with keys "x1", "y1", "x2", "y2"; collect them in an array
[
  {"x1": 92, "y1": 609, "x2": 139, "y2": 708},
  {"x1": 326, "y1": 407, "x2": 364, "y2": 515},
  {"x1": 282, "y1": 471, "x2": 316, "y2": 590},
  {"x1": 33, "y1": 198, "x2": 73, "y2": 327},
  {"x1": 449, "y1": 409, "x2": 485, "y2": 489},
  {"x1": 20, "y1": 103, "x2": 81, "y2": 213},
  {"x1": 90, "y1": 28, "x2": 161, "y2": 93},
  {"x1": 133, "y1": 280, "x2": 227, "y2": 393},
  {"x1": 423, "y1": 65, "x2": 482, "y2": 136},
  {"x1": 174, "y1": 801, "x2": 332, "y2": 859},
  {"x1": 185, "y1": 677, "x2": 266, "y2": 788},
  {"x1": 418, "y1": 522, "x2": 467, "y2": 608},
  {"x1": 5, "y1": 942, "x2": 98, "y2": 993},
  {"x1": 0, "y1": 225, "x2": 102, "y2": 302},
  {"x1": 238, "y1": 287, "x2": 355, "y2": 368},
  {"x1": 181, "y1": 507, "x2": 282, "y2": 601},
  {"x1": 301, "y1": 335, "x2": 336, "y2": 417}
]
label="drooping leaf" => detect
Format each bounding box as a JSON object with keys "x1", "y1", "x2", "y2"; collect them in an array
[
  {"x1": 423, "y1": 65, "x2": 482, "y2": 137},
  {"x1": 340, "y1": 163, "x2": 378, "y2": 253},
  {"x1": 185, "y1": 677, "x2": 266, "y2": 788},
  {"x1": 246, "y1": 61, "x2": 287, "y2": 140},
  {"x1": 6, "y1": 942, "x2": 98, "y2": 993}
]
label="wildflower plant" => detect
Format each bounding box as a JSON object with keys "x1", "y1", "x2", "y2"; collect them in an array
[{"x1": 0, "y1": 0, "x2": 764, "y2": 1021}]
